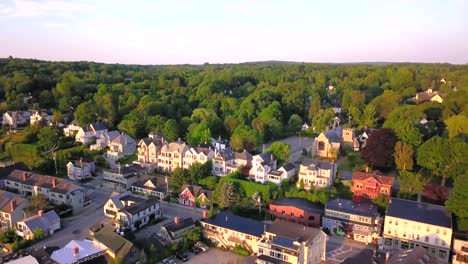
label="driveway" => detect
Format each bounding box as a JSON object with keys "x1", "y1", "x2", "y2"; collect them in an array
[
  {"x1": 262, "y1": 136, "x2": 314, "y2": 163},
  {"x1": 186, "y1": 248, "x2": 254, "y2": 264},
  {"x1": 326, "y1": 235, "x2": 377, "y2": 263}
]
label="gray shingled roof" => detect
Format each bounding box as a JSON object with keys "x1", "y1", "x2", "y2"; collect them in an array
[
  {"x1": 281, "y1": 163, "x2": 295, "y2": 172},
  {"x1": 301, "y1": 158, "x2": 333, "y2": 170},
  {"x1": 324, "y1": 128, "x2": 342, "y2": 143},
  {"x1": 326, "y1": 198, "x2": 379, "y2": 218},
  {"x1": 386, "y1": 198, "x2": 452, "y2": 228},
  {"x1": 201, "y1": 212, "x2": 267, "y2": 238},
  {"x1": 23, "y1": 210, "x2": 60, "y2": 232}
]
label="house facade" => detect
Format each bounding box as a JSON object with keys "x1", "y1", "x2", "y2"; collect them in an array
[
  {"x1": 269, "y1": 198, "x2": 323, "y2": 227},
  {"x1": 313, "y1": 128, "x2": 342, "y2": 158},
  {"x1": 297, "y1": 159, "x2": 336, "y2": 190},
  {"x1": 158, "y1": 140, "x2": 189, "y2": 172},
  {"x1": 158, "y1": 217, "x2": 195, "y2": 246},
  {"x1": 131, "y1": 177, "x2": 169, "y2": 200},
  {"x1": 416, "y1": 88, "x2": 444, "y2": 104},
  {"x1": 136, "y1": 133, "x2": 165, "y2": 171},
  {"x1": 212, "y1": 149, "x2": 234, "y2": 176},
  {"x1": 383, "y1": 198, "x2": 452, "y2": 262},
  {"x1": 249, "y1": 152, "x2": 277, "y2": 183},
  {"x1": 351, "y1": 170, "x2": 394, "y2": 199},
  {"x1": 322, "y1": 198, "x2": 382, "y2": 244},
  {"x1": 182, "y1": 146, "x2": 214, "y2": 169},
  {"x1": 2, "y1": 111, "x2": 27, "y2": 128},
  {"x1": 75, "y1": 123, "x2": 108, "y2": 144},
  {"x1": 453, "y1": 237, "x2": 468, "y2": 264},
  {"x1": 106, "y1": 133, "x2": 137, "y2": 163},
  {"x1": 63, "y1": 120, "x2": 81, "y2": 137},
  {"x1": 257, "y1": 219, "x2": 327, "y2": 264},
  {"x1": 103, "y1": 191, "x2": 162, "y2": 231},
  {"x1": 178, "y1": 184, "x2": 212, "y2": 208},
  {"x1": 16, "y1": 210, "x2": 60, "y2": 240},
  {"x1": 5, "y1": 170, "x2": 86, "y2": 212},
  {"x1": 66, "y1": 160, "x2": 96, "y2": 181},
  {"x1": 30, "y1": 110, "x2": 53, "y2": 126},
  {"x1": 90, "y1": 130, "x2": 119, "y2": 151},
  {"x1": 102, "y1": 164, "x2": 145, "y2": 192},
  {"x1": 0, "y1": 190, "x2": 28, "y2": 229}
]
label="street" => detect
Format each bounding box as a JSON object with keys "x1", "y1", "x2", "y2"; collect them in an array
[{"x1": 326, "y1": 234, "x2": 376, "y2": 264}]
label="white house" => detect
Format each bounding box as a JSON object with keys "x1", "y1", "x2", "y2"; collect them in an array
[
  {"x1": 66, "y1": 160, "x2": 96, "y2": 181},
  {"x1": 30, "y1": 110, "x2": 53, "y2": 126},
  {"x1": 63, "y1": 120, "x2": 81, "y2": 137},
  {"x1": 75, "y1": 123, "x2": 108, "y2": 144},
  {"x1": 106, "y1": 133, "x2": 137, "y2": 163},
  {"x1": 2, "y1": 111, "x2": 27, "y2": 128},
  {"x1": 16, "y1": 210, "x2": 60, "y2": 240},
  {"x1": 182, "y1": 145, "x2": 214, "y2": 169},
  {"x1": 297, "y1": 159, "x2": 336, "y2": 190},
  {"x1": 51, "y1": 239, "x2": 107, "y2": 264},
  {"x1": 249, "y1": 152, "x2": 277, "y2": 183},
  {"x1": 90, "y1": 130, "x2": 120, "y2": 151}
]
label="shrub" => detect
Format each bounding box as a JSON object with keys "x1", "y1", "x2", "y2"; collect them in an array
[{"x1": 233, "y1": 244, "x2": 250, "y2": 256}]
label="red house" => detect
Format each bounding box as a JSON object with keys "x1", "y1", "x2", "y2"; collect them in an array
[
  {"x1": 351, "y1": 170, "x2": 395, "y2": 199},
  {"x1": 178, "y1": 184, "x2": 213, "y2": 208},
  {"x1": 269, "y1": 198, "x2": 323, "y2": 227}
]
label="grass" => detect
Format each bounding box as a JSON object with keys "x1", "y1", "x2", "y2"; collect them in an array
[
  {"x1": 338, "y1": 152, "x2": 365, "y2": 172},
  {"x1": 11, "y1": 144, "x2": 42, "y2": 167}
]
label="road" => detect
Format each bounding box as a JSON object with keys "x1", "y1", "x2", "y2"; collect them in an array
[
  {"x1": 262, "y1": 136, "x2": 314, "y2": 163},
  {"x1": 326, "y1": 234, "x2": 376, "y2": 264}
]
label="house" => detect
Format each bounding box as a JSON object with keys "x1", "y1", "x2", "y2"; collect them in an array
[
  {"x1": 302, "y1": 122, "x2": 310, "y2": 131},
  {"x1": 102, "y1": 164, "x2": 146, "y2": 192},
  {"x1": 63, "y1": 120, "x2": 81, "y2": 137},
  {"x1": 16, "y1": 210, "x2": 60, "y2": 240},
  {"x1": 200, "y1": 211, "x2": 267, "y2": 254},
  {"x1": 2, "y1": 111, "x2": 27, "y2": 128},
  {"x1": 352, "y1": 169, "x2": 395, "y2": 199},
  {"x1": 136, "y1": 133, "x2": 166, "y2": 171},
  {"x1": 269, "y1": 198, "x2": 323, "y2": 227},
  {"x1": 103, "y1": 191, "x2": 162, "y2": 231},
  {"x1": 278, "y1": 163, "x2": 296, "y2": 179},
  {"x1": 75, "y1": 122, "x2": 108, "y2": 144},
  {"x1": 212, "y1": 136, "x2": 229, "y2": 151},
  {"x1": 322, "y1": 198, "x2": 381, "y2": 244},
  {"x1": 249, "y1": 152, "x2": 277, "y2": 183},
  {"x1": 453, "y1": 236, "x2": 468, "y2": 264},
  {"x1": 131, "y1": 177, "x2": 169, "y2": 200},
  {"x1": 416, "y1": 88, "x2": 444, "y2": 104},
  {"x1": 90, "y1": 130, "x2": 120, "y2": 151},
  {"x1": 179, "y1": 184, "x2": 213, "y2": 208},
  {"x1": 158, "y1": 140, "x2": 189, "y2": 172},
  {"x1": 313, "y1": 127, "x2": 343, "y2": 158},
  {"x1": 89, "y1": 223, "x2": 140, "y2": 264},
  {"x1": 5, "y1": 170, "x2": 86, "y2": 212},
  {"x1": 66, "y1": 159, "x2": 96, "y2": 181},
  {"x1": 50, "y1": 239, "x2": 107, "y2": 264},
  {"x1": 0, "y1": 190, "x2": 28, "y2": 229},
  {"x1": 5, "y1": 255, "x2": 40, "y2": 264},
  {"x1": 355, "y1": 126, "x2": 375, "y2": 150},
  {"x1": 267, "y1": 163, "x2": 296, "y2": 185},
  {"x1": 212, "y1": 149, "x2": 234, "y2": 176},
  {"x1": 382, "y1": 198, "x2": 452, "y2": 262},
  {"x1": 212, "y1": 148, "x2": 252, "y2": 177},
  {"x1": 0, "y1": 161, "x2": 29, "y2": 190},
  {"x1": 30, "y1": 110, "x2": 53, "y2": 126},
  {"x1": 257, "y1": 219, "x2": 327, "y2": 264},
  {"x1": 106, "y1": 133, "x2": 137, "y2": 163},
  {"x1": 158, "y1": 217, "x2": 195, "y2": 246},
  {"x1": 182, "y1": 145, "x2": 214, "y2": 169},
  {"x1": 297, "y1": 158, "x2": 336, "y2": 190}
]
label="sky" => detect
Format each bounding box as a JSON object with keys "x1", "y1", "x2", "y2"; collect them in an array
[{"x1": 0, "y1": 0, "x2": 467, "y2": 65}]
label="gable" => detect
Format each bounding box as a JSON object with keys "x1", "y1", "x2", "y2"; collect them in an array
[
  {"x1": 197, "y1": 193, "x2": 210, "y2": 201},
  {"x1": 180, "y1": 188, "x2": 194, "y2": 199},
  {"x1": 143, "y1": 180, "x2": 156, "y2": 188}
]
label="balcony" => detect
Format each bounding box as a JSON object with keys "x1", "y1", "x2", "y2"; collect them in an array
[{"x1": 258, "y1": 241, "x2": 272, "y2": 249}]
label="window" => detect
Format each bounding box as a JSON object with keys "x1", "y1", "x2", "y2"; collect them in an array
[
  {"x1": 270, "y1": 251, "x2": 275, "y2": 257},
  {"x1": 426, "y1": 226, "x2": 430, "y2": 232},
  {"x1": 389, "y1": 219, "x2": 392, "y2": 224},
  {"x1": 259, "y1": 248, "x2": 263, "y2": 254},
  {"x1": 318, "y1": 141, "x2": 325, "y2": 150},
  {"x1": 425, "y1": 237, "x2": 429, "y2": 243},
  {"x1": 395, "y1": 221, "x2": 398, "y2": 226},
  {"x1": 436, "y1": 229, "x2": 439, "y2": 234},
  {"x1": 290, "y1": 212, "x2": 294, "y2": 217}
]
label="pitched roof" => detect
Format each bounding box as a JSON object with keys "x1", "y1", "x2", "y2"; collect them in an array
[
  {"x1": 325, "y1": 198, "x2": 379, "y2": 217},
  {"x1": 323, "y1": 127, "x2": 342, "y2": 143},
  {"x1": 162, "y1": 217, "x2": 195, "y2": 238},
  {"x1": 281, "y1": 163, "x2": 295, "y2": 172},
  {"x1": 386, "y1": 198, "x2": 452, "y2": 228},
  {"x1": 388, "y1": 246, "x2": 444, "y2": 264},
  {"x1": 0, "y1": 162, "x2": 29, "y2": 180},
  {"x1": 132, "y1": 177, "x2": 169, "y2": 193},
  {"x1": 112, "y1": 133, "x2": 136, "y2": 146},
  {"x1": 6, "y1": 255, "x2": 39, "y2": 264},
  {"x1": 90, "y1": 122, "x2": 107, "y2": 131},
  {"x1": 200, "y1": 211, "x2": 267, "y2": 237},
  {"x1": 215, "y1": 149, "x2": 234, "y2": 161},
  {"x1": 50, "y1": 239, "x2": 107, "y2": 264},
  {"x1": 267, "y1": 219, "x2": 322, "y2": 245},
  {"x1": 352, "y1": 171, "x2": 395, "y2": 186},
  {"x1": 301, "y1": 158, "x2": 334, "y2": 170},
  {"x1": 22, "y1": 210, "x2": 60, "y2": 231},
  {"x1": 7, "y1": 170, "x2": 81, "y2": 194},
  {"x1": 0, "y1": 196, "x2": 26, "y2": 214},
  {"x1": 92, "y1": 225, "x2": 133, "y2": 256},
  {"x1": 270, "y1": 198, "x2": 323, "y2": 214},
  {"x1": 234, "y1": 150, "x2": 252, "y2": 161},
  {"x1": 124, "y1": 198, "x2": 159, "y2": 215},
  {"x1": 162, "y1": 141, "x2": 188, "y2": 153},
  {"x1": 105, "y1": 130, "x2": 120, "y2": 141},
  {"x1": 180, "y1": 184, "x2": 213, "y2": 200}
]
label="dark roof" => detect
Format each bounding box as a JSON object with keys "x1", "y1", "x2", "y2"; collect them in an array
[
  {"x1": 234, "y1": 150, "x2": 252, "y2": 161},
  {"x1": 132, "y1": 177, "x2": 168, "y2": 193},
  {"x1": 7, "y1": 170, "x2": 81, "y2": 194},
  {"x1": 0, "y1": 162, "x2": 30, "y2": 179},
  {"x1": 105, "y1": 164, "x2": 145, "y2": 176},
  {"x1": 162, "y1": 217, "x2": 195, "y2": 234},
  {"x1": 270, "y1": 198, "x2": 323, "y2": 214},
  {"x1": 90, "y1": 122, "x2": 107, "y2": 131},
  {"x1": 215, "y1": 149, "x2": 234, "y2": 161},
  {"x1": 23, "y1": 210, "x2": 60, "y2": 231},
  {"x1": 257, "y1": 254, "x2": 290, "y2": 264},
  {"x1": 326, "y1": 198, "x2": 379, "y2": 217},
  {"x1": 201, "y1": 211, "x2": 267, "y2": 238},
  {"x1": 324, "y1": 128, "x2": 342, "y2": 143},
  {"x1": 258, "y1": 152, "x2": 274, "y2": 164},
  {"x1": 30, "y1": 246, "x2": 58, "y2": 264},
  {"x1": 180, "y1": 184, "x2": 213, "y2": 201},
  {"x1": 281, "y1": 163, "x2": 295, "y2": 171},
  {"x1": 386, "y1": 198, "x2": 452, "y2": 228},
  {"x1": 352, "y1": 171, "x2": 395, "y2": 186},
  {"x1": 92, "y1": 226, "x2": 133, "y2": 255},
  {"x1": 301, "y1": 158, "x2": 334, "y2": 170},
  {"x1": 124, "y1": 198, "x2": 159, "y2": 215},
  {"x1": 268, "y1": 170, "x2": 283, "y2": 176},
  {"x1": 267, "y1": 219, "x2": 322, "y2": 244}
]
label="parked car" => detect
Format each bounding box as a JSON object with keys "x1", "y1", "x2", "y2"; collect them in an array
[
  {"x1": 195, "y1": 241, "x2": 209, "y2": 252},
  {"x1": 189, "y1": 245, "x2": 200, "y2": 254},
  {"x1": 161, "y1": 257, "x2": 177, "y2": 264},
  {"x1": 175, "y1": 251, "x2": 190, "y2": 262}
]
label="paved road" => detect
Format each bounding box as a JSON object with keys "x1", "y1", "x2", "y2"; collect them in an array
[
  {"x1": 262, "y1": 136, "x2": 314, "y2": 163},
  {"x1": 326, "y1": 235, "x2": 376, "y2": 264}
]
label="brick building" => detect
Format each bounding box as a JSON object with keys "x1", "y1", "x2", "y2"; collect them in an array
[
  {"x1": 269, "y1": 198, "x2": 323, "y2": 227},
  {"x1": 351, "y1": 169, "x2": 395, "y2": 199}
]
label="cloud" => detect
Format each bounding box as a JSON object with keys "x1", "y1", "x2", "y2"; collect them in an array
[
  {"x1": 43, "y1": 22, "x2": 66, "y2": 28},
  {"x1": 5, "y1": 0, "x2": 94, "y2": 17}
]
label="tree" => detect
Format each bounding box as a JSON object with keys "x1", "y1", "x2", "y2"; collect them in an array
[
  {"x1": 369, "y1": 90, "x2": 400, "y2": 120},
  {"x1": 446, "y1": 173, "x2": 468, "y2": 231},
  {"x1": 445, "y1": 115, "x2": 468, "y2": 139},
  {"x1": 171, "y1": 168, "x2": 192, "y2": 192},
  {"x1": 163, "y1": 119, "x2": 178, "y2": 142},
  {"x1": 0, "y1": 229, "x2": 17, "y2": 243},
  {"x1": 74, "y1": 101, "x2": 100, "y2": 126},
  {"x1": 183, "y1": 226, "x2": 202, "y2": 244},
  {"x1": 397, "y1": 171, "x2": 424, "y2": 199},
  {"x1": 33, "y1": 228, "x2": 45, "y2": 240},
  {"x1": 52, "y1": 111, "x2": 62, "y2": 125},
  {"x1": 215, "y1": 182, "x2": 238, "y2": 208},
  {"x1": 186, "y1": 123, "x2": 211, "y2": 146},
  {"x1": 361, "y1": 128, "x2": 398, "y2": 169},
  {"x1": 38, "y1": 126, "x2": 60, "y2": 150},
  {"x1": 25, "y1": 194, "x2": 48, "y2": 215},
  {"x1": 230, "y1": 125, "x2": 258, "y2": 152},
  {"x1": 265, "y1": 142, "x2": 291, "y2": 164},
  {"x1": 394, "y1": 141, "x2": 414, "y2": 171},
  {"x1": 417, "y1": 137, "x2": 451, "y2": 186},
  {"x1": 308, "y1": 93, "x2": 321, "y2": 120},
  {"x1": 287, "y1": 114, "x2": 302, "y2": 133},
  {"x1": 372, "y1": 195, "x2": 390, "y2": 213},
  {"x1": 312, "y1": 108, "x2": 335, "y2": 132}
]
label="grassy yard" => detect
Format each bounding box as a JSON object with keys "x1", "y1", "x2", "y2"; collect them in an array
[
  {"x1": 12, "y1": 144, "x2": 42, "y2": 167},
  {"x1": 338, "y1": 152, "x2": 365, "y2": 171}
]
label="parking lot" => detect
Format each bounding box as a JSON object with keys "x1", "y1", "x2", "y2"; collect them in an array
[{"x1": 186, "y1": 248, "x2": 254, "y2": 264}]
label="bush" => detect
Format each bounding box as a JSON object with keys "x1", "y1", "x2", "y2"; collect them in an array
[
  {"x1": 233, "y1": 244, "x2": 250, "y2": 256},
  {"x1": 219, "y1": 175, "x2": 274, "y2": 202}
]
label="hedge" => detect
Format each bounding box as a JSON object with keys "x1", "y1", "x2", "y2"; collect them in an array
[{"x1": 219, "y1": 175, "x2": 278, "y2": 202}]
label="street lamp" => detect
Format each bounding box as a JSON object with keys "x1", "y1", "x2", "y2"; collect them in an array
[{"x1": 257, "y1": 196, "x2": 262, "y2": 215}]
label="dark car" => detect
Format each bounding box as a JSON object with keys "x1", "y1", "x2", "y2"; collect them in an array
[
  {"x1": 175, "y1": 251, "x2": 190, "y2": 262},
  {"x1": 189, "y1": 245, "x2": 200, "y2": 254}
]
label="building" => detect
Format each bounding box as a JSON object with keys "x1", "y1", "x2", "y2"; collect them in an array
[
  {"x1": 387, "y1": 246, "x2": 445, "y2": 264},
  {"x1": 0, "y1": 161, "x2": 30, "y2": 190},
  {"x1": 212, "y1": 136, "x2": 229, "y2": 151},
  {"x1": 136, "y1": 133, "x2": 166, "y2": 171},
  {"x1": 63, "y1": 120, "x2": 81, "y2": 137},
  {"x1": 302, "y1": 122, "x2": 310, "y2": 131},
  {"x1": 356, "y1": 126, "x2": 374, "y2": 151},
  {"x1": 200, "y1": 211, "x2": 266, "y2": 254},
  {"x1": 102, "y1": 164, "x2": 145, "y2": 192},
  {"x1": 297, "y1": 158, "x2": 336, "y2": 190},
  {"x1": 158, "y1": 217, "x2": 195, "y2": 246},
  {"x1": 131, "y1": 177, "x2": 169, "y2": 200},
  {"x1": 103, "y1": 191, "x2": 162, "y2": 231},
  {"x1": 75, "y1": 122, "x2": 108, "y2": 144},
  {"x1": 30, "y1": 110, "x2": 53, "y2": 126},
  {"x1": 277, "y1": 163, "x2": 296, "y2": 180},
  {"x1": 249, "y1": 152, "x2": 277, "y2": 183},
  {"x1": 313, "y1": 127, "x2": 343, "y2": 158},
  {"x1": 0, "y1": 190, "x2": 28, "y2": 229},
  {"x1": 2, "y1": 111, "x2": 27, "y2": 128},
  {"x1": 257, "y1": 219, "x2": 327, "y2": 264},
  {"x1": 90, "y1": 130, "x2": 120, "y2": 151},
  {"x1": 322, "y1": 198, "x2": 381, "y2": 244},
  {"x1": 383, "y1": 198, "x2": 452, "y2": 262},
  {"x1": 212, "y1": 149, "x2": 252, "y2": 177},
  {"x1": 66, "y1": 160, "x2": 96, "y2": 181},
  {"x1": 89, "y1": 223, "x2": 140, "y2": 264},
  {"x1": 179, "y1": 184, "x2": 213, "y2": 208},
  {"x1": 16, "y1": 210, "x2": 60, "y2": 240},
  {"x1": 416, "y1": 88, "x2": 444, "y2": 104},
  {"x1": 351, "y1": 169, "x2": 395, "y2": 199},
  {"x1": 453, "y1": 236, "x2": 468, "y2": 264},
  {"x1": 106, "y1": 133, "x2": 137, "y2": 163},
  {"x1": 5, "y1": 170, "x2": 86, "y2": 212},
  {"x1": 5, "y1": 255, "x2": 40, "y2": 264},
  {"x1": 50, "y1": 239, "x2": 107, "y2": 264},
  {"x1": 158, "y1": 140, "x2": 189, "y2": 172},
  {"x1": 182, "y1": 145, "x2": 214, "y2": 169},
  {"x1": 269, "y1": 198, "x2": 323, "y2": 227}
]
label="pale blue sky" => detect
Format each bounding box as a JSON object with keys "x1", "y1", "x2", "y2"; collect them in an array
[{"x1": 1, "y1": 0, "x2": 467, "y2": 64}]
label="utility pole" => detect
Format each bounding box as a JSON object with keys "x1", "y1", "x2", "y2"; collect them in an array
[{"x1": 53, "y1": 152, "x2": 58, "y2": 175}]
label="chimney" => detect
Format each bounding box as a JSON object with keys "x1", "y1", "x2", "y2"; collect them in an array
[
  {"x1": 22, "y1": 172, "x2": 28, "y2": 181},
  {"x1": 174, "y1": 216, "x2": 179, "y2": 224},
  {"x1": 202, "y1": 210, "x2": 208, "y2": 219},
  {"x1": 365, "y1": 167, "x2": 369, "y2": 173},
  {"x1": 52, "y1": 178, "x2": 57, "y2": 188},
  {"x1": 10, "y1": 200, "x2": 16, "y2": 211},
  {"x1": 73, "y1": 247, "x2": 79, "y2": 256},
  {"x1": 38, "y1": 210, "x2": 43, "y2": 217}
]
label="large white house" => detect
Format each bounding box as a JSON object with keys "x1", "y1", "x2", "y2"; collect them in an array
[
  {"x1": 106, "y1": 133, "x2": 137, "y2": 163},
  {"x1": 297, "y1": 159, "x2": 336, "y2": 190},
  {"x1": 249, "y1": 152, "x2": 277, "y2": 183},
  {"x1": 75, "y1": 123, "x2": 108, "y2": 144}
]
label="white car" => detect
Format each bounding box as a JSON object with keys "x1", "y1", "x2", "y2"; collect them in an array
[{"x1": 195, "y1": 241, "x2": 209, "y2": 252}]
